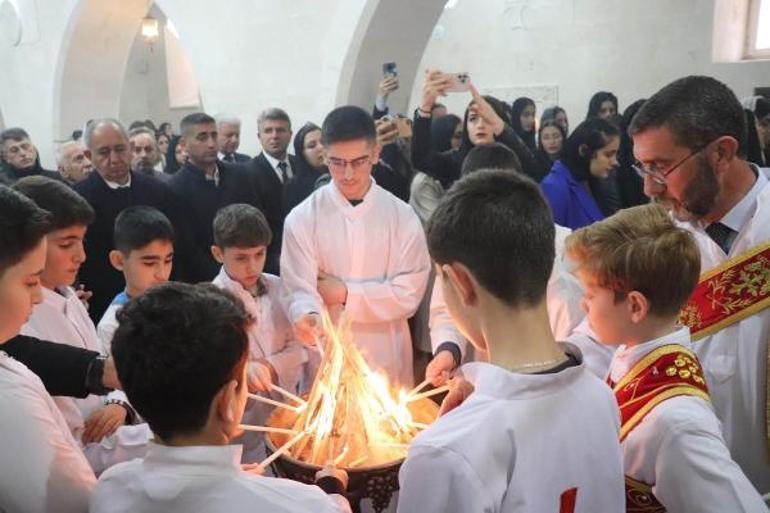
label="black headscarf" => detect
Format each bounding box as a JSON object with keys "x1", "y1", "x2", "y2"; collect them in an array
[
  {"x1": 430, "y1": 114, "x2": 462, "y2": 153},
  {"x1": 586, "y1": 91, "x2": 619, "y2": 120},
  {"x1": 510, "y1": 97, "x2": 537, "y2": 152},
  {"x1": 292, "y1": 122, "x2": 327, "y2": 176},
  {"x1": 165, "y1": 135, "x2": 184, "y2": 174}
]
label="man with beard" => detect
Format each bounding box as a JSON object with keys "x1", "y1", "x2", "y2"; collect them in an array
[
  {"x1": 630, "y1": 75, "x2": 770, "y2": 495},
  {"x1": 1, "y1": 128, "x2": 64, "y2": 184},
  {"x1": 128, "y1": 127, "x2": 169, "y2": 182}
]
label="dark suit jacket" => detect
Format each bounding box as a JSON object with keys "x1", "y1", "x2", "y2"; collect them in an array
[
  {"x1": 74, "y1": 171, "x2": 187, "y2": 321},
  {"x1": 168, "y1": 160, "x2": 261, "y2": 282},
  {"x1": 244, "y1": 153, "x2": 298, "y2": 275},
  {"x1": 221, "y1": 152, "x2": 251, "y2": 163}
]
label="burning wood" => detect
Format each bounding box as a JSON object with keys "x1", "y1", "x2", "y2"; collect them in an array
[{"x1": 265, "y1": 310, "x2": 439, "y2": 469}]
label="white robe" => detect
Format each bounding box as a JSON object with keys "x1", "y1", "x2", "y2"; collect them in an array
[
  {"x1": 563, "y1": 317, "x2": 616, "y2": 379},
  {"x1": 676, "y1": 172, "x2": 770, "y2": 493},
  {"x1": 429, "y1": 224, "x2": 585, "y2": 360},
  {"x1": 281, "y1": 180, "x2": 431, "y2": 386},
  {"x1": 397, "y1": 344, "x2": 625, "y2": 513},
  {"x1": 96, "y1": 290, "x2": 130, "y2": 356},
  {"x1": 90, "y1": 442, "x2": 351, "y2": 513},
  {"x1": 0, "y1": 351, "x2": 95, "y2": 512},
  {"x1": 20, "y1": 286, "x2": 151, "y2": 474},
  {"x1": 212, "y1": 268, "x2": 307, "y2": 462},
  {"x1": 608, "y1": 329, "x2": 767, "y2": 512}
]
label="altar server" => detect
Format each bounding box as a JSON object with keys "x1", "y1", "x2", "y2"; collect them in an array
[
  {"x1": 566, "y1": 204, "x2": 766, "y2": 512},
  {"x1": 398, "y1": 169, "x2": 624, "y2": 513},
  {"x1": 281, "y1": 106, "x2": 430, "y2": 386},
  {"x1": 631, "y1": 75, "x2": 770, "y2": 493}
]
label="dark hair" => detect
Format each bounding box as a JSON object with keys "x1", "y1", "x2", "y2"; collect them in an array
[
  {"x1": 461, "y1": 143, "x2": 522, "y2": 176},
  {"x1": 165, "y1": 135, "x2": 183, "y2": 174},
  {"x1": 430, "y1": 114, "x2": 462, "y2": 153},
  {"x1": 510, "y1": 97, "x2": 537, "y2": 146},
  {"x1": 13, "y1": 176, "x2": 94, "y2": 229},
  {"x1": 0, "y1": 185, "x2": 52, "y2": 276},
  {"x1": 427, "y1": 169, "x2": 554, "y2": 307},
  {"x1": 561, "y1": 118, "x2": 620, "y2": 182},
  {"x1": 629, "y1": 76, "x2": 745, "y2": 152},
  {"x1": 293, "y1": 122, "x2": 324, "y2": 171},
  {"x1": 321, "y1": 106, "x2": 376, "y2": 146},
  {"x1": 756, "y1": 97, "x2": 770, "y2": 119},
  {"x1": 431, "y1": 103, "x2": 446, "y2": 113},
  {"x1": 541, "y1": 106, "x2": 567, "y2": 127},
  {"x1": 586, "y1": 91, "x2": 619, "y2": 120},
  {"x1": 128, "y1": 121, "x2": 148, "y2": 131},
  {"x1": 460, "y1": 95, "x2": 510, "y2": 152},
  {"x1": 159, "y1": 122, "x2": 173, "y2": 134},
  {"x1": 113, "y1": 206, "x2": 175, "y2": 255},
  {"x1": 213, "y1": 203, "x2": 272, "y2": 249},
  {"x1": 71, "y1": 129, "x2": 83, "y2": 141},
  {"x1": 180, "y1": 113, "x2": 216, "y2": 137},
  {"x1": 1, "y1": 127, "x2": 30, "y2": 144},
  {"x1": 112, "y1": 282, "x2": 250, "y2": 442},
  {"x1": 537, "y1": 120, "x2": 567, "y2": 163},
  {"x1": 743, "y1": 109, "x2": 764, "y2": 164}
]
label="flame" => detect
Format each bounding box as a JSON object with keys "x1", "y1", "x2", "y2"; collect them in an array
[{"x1": 268, "y1": 309, "x2": 438, "y2": 468}]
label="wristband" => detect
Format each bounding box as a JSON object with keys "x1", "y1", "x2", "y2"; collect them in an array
[
  {"x1": 417, "y1": 107, "x2": 432, "y2": 117},
  {"x1": 105, "y1": 398, "x2": 136, "y2": 425}
]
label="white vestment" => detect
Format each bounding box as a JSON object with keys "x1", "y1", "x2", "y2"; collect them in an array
[
  {"x1": 608, "y1": 328, "x2": 767, "y2": 512},
  {"x1": 563, "y1": 317, "x2": 616, "y2": 379},
  {"x1": 0, "y1": 351, "x2": 95, "y2": 513},
  {"x1": 397, "y1": 344, "x2": 624, "y2": 513},
  {"x1": 429, "y1": 224, "x2": 585, "y2": 360},
  {"x1": 676, "y1": 169, "x2": 770, "y2": 493},
  {"x1": 90, "y1": 443, "x2": 351, "y2": 513},
  {"x1": 281, "y1": 180, "x2": 430, "y2": 386},
  {"x1": 20, "y1": 286, "x2": 151, "y2": 474}
]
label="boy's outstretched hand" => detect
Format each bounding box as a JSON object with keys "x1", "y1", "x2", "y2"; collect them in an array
[
  {"x1": 438, "y1": 377, "x2": 475, "y2": 417},
  {"x1": 82, "y1": 403, "x2": 126, "y2": 444},
  {"x1": 425, "y1": 350, "x2": 456, "y2": 386},
  {"x1": 247, "y1": 361, "x2": 274, "y2": 393}
]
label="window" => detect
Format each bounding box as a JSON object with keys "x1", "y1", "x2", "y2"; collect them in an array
[{"x1": 746, "y1": 0, "x2": 770, "y2": 58}]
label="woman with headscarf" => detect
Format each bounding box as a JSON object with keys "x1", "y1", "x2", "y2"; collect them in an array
[
  {"x1": 283, "y1": 122, "x2": 327, "y2": 214},
  {"x1": 510, "y1": 97, "x2": 538, "y2": 154},
  {"x1": 541, "y1": 106, "x2": 569, "y2": 135},
  {"x1": 164, "y1": 135, "x2": 186, "y2": 175},
  {"x1": 586, "y1": 91, "x2": 619, "y2": 120}
]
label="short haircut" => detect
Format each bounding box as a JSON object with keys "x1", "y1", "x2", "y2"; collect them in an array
[
  {"x1": 755, "y1": 97, "x2": 770, "y2": 119},
  {"x1": 561, "y1": 117, "x2": 620, "y2": 181},
  {"x1": 257, "y1": 108, "x2": 291, "y2": 131},
  {"x1": 180, "y1": 113, "x2": 216, "y2": 137},
  {"x1": 213, "y1": 203, "x2": 272, "y2": 249},
  {"x1": 128, "y1": 127, "x2": 157, "y2": 144},
  {"x1": 427, "y1": 169, "x2": 555, "y2": 307},
  {"x1": 629, "y1": 76, "x2": 746, "y2": 152},
  {"x1": 431, "y1": 103, "x2": 446, "y2": 113},
  {"x1": 1, "y1": 127, "x2": 30, "y2": 145},
  {"x1": 586, "y1": 91, "x2": 619, "y2": 119},
  {"x1": 321, "y1": 106, "x2": 376, "y2": 146},
  {"x1": 0, "y1": 185, "x2": 52, "y2": 277},
  {"x1": 565, "y1": 203, "x2": 700, "y2": 317},
  {"x1": 112, "y1": 282, "x2": 250, "y2": 442},
  {"x1": 215, "y1": 114, "x2": 242, "y2": 127},
  {"x1": 55, "y1": 140, "x2": 83, "y2": 166},
  {"x1": 13, "y1": 176, "x2": 94, "y2": 230},
  {"x1": 461, "y1": 143, "x2": 522, "y2": 176},
  {"x1": 113, "y1": 206, "x2": 175, "y2": 255},
  {"x1": 83, "y1": 118, "x2": 129, "y2": 150}
]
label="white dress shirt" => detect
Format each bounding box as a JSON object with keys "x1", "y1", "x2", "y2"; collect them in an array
[{"x1": 263, "y1": 151, "x2": 293, "y2": 183}]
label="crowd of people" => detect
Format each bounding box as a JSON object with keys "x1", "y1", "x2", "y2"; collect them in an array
[{"x1": 0, "y1": 69, "x2": 769, "y2": 512}]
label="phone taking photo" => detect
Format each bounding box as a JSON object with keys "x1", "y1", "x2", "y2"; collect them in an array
[
  {"x1": 445, "y1": 72, "x2": 471, "y2": 93},
  {"x1": 382, "y1": 62, "x2": 398, "y2": 78}
]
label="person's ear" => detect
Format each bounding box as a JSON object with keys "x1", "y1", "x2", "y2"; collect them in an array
[
  {"x1": 443, "y1": 262, "x2": 477, "y2": 307},
  {"x1": 108, "y1": 250, "x2": 124, "y2": 272},
  {"x1": 371, "y1": 142, "x2": 382, "y2": 163},
  {"x1": 211, "y1": 245, "x2": 224, "y2": 264},
  {"x1": 216, "y1": 379, "x2": 240, "y2": 426},
  {"x1": 626, "y1": 290, "x2": 649, "y2": 324},
  {"x1": 712, "y1": 136, "x2": 740, "y2": 174}
]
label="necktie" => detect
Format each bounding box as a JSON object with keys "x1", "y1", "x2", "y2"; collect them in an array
[
  {"x1": 705, "y1": 222, "x2": 736, "y2": 254},
  {"x1": 224, "y1": 153, "x2": 234, "y2": 163},
  {"x1": 278, "y1": 161, "x2": 289, "y2": 183}
]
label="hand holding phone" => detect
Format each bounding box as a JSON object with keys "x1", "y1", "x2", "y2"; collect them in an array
[{"x1": 445, "y1": 72, "x2": 471, "y2": 93}]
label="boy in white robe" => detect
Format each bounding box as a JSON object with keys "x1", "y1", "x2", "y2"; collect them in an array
[
  {"x1": 566, "y1": 203, "x2": 766, "y2": 512},
  {"x1": 210, "y1": 203, "x2": 306, "y2": 462},
  {"x1": 398, "y1": 169, "x2": 625, "y2": 513},
  {"x1": 96, "y1": 206, "x2": 174, "y2": 356},
  {"x1": 15, "y1": 177, "x2": 151, "y2": 474},
  {"x1": 91, "y1": 282, "x2": 350, "y2": 513},
  {"x1": 0, "y1": 185, "x2": 95, "y2": 512},
  {"x1": 282, "y1": 105, "x2": 430, "y2": 386}
]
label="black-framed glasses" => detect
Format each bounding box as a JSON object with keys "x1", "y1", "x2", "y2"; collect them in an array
[{"x1": 633, "y1": 139, "x2": 715, "y2": 185}]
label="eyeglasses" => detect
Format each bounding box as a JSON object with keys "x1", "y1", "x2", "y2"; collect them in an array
[
  {"x1": 633, "y1": 139, "x2": 715, "y2": 185},
  {"x1": 327, "y1": 155, "x2": 372, "y2": 171}
]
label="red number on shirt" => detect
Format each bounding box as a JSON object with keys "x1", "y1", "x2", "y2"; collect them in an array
[{"x1": 559, "y1": 487, "x2": 578, "y2": 513}]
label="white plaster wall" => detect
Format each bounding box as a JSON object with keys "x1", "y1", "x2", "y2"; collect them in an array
[{"x1": 409, "y1": 0, "x2": 770, "y2": 124}]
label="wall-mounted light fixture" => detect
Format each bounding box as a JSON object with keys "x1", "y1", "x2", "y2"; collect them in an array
[{"x1": 141, "y1": 17, "x2": 159, "y2": 44}]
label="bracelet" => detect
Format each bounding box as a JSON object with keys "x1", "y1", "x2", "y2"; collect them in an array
[
  {"x1": 105, "y1": 399, "x2": 136, "y2": 425},
  {"x1": 417, "y1": 107, "x2": 432, "y2": 117}
]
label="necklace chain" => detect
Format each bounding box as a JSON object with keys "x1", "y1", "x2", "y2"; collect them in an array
[{"x1": 509, "y1": 354, "x2": 568, "y2": 373}]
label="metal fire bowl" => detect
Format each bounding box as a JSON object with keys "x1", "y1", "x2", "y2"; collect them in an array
[{"x1": 264, "y1": 396, "x2": 440, "y2": 513}]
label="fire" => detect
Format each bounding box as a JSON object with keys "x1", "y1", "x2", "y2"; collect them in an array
[{"x1": 266, "y1": 310, "x2": 439, "y2": 468}]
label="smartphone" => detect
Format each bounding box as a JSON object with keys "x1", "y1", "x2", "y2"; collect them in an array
[
  {"x1": 394, "y1": 116, "x2": 413, "y2": 138},
  {"x1": 445, "y1": 72, "x2": 471, "y2": 93},
  {"x1": 382, "y1": 62, "x2": 398, "y2": 78}
]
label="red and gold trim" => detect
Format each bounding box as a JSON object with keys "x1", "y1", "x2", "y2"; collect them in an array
[
  {"x1": 678, "y1": 242, "x2": 770, "y2": 342},
  {"x1": 610, "y1": 344, "x2": 710, "y2": 443},
  {"x1": 624, "y1": 475, "x2": 665, "y2": 513}
]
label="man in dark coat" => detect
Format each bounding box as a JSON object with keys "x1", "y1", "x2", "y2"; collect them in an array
[{"x1": 1, "y1": 128, "x2": 64, "y2": 184}]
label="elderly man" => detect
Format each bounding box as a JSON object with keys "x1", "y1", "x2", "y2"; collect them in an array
[
  {"x1": 128, "y1": 127, "x2": 169, "y2": 182},
  {"x1": 216, "y1": 114, "x2": 250, "y2": 163},
  {"x1": 244, "y1": 108, "x2": 298, "y2": 275},
  {"x1": 631, "y1": 75, "x2": 770, "y2": 495},
  {"x1": 0, "y1": 127, "x2": 62, "y2": 184},
  {"x1": 56, "y1": 140, "x2": 93, "y2": 185},
  {"x1": 74, "y1": 119, "x2": 187, "y2": 321}
]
